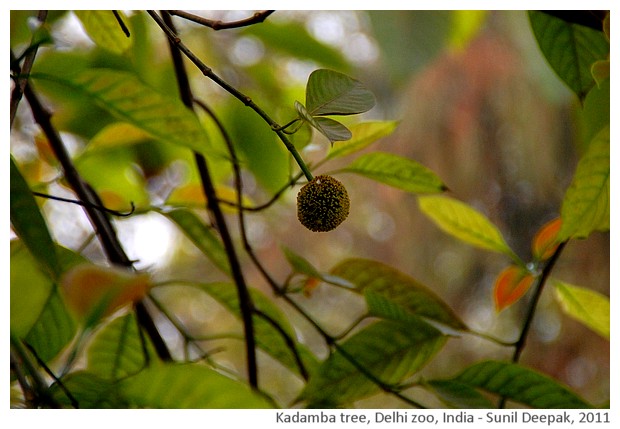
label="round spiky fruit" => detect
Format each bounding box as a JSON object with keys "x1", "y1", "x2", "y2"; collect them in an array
[{"x1": 297, "y1": 175, "x2": 350, "y2": 232}]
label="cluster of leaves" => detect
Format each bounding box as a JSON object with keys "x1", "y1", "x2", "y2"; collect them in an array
[{"x1": 10, "y1": 10, "x2": 608, "y2": 409}]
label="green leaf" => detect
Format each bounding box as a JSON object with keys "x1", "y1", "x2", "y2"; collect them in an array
[
  {"x1": 326, "y1": 121, "x2": 399, "y2": 160},
  {"x1": 553, "y1": 280, "x2": 609, "y2": 339},
  {"x1": 191, "y1": 282, "x2": 318, "y2": 378},
  {"x1": 159, "y1": 208, "x2": 230, "y2": 275},
  {"x1": 74, "y1": 11, "x2": 131, "y2": 55},
  {"x1": 299, "y1": 319, "x2": 446, "y2": 406},
  {"x1": 529, "y1": 11, "x2": 609, "y2": 100},
  {"x1": 424, "y1": 379, "x2": 495, "y2": 409},
  {"x1": 10, "y1": 157, "x2": 60, "y2": 278},
  {"x1": 341, "y1": 152, "x2": 446, "y2": 194},
  {"x1": 451, "y1": 360, "x2": 593, "y2": 408},
  {"x1": 10, "y1": 240, "x2": 54, "y2": 337},
  {"x1": 331, "y1": 258, "x2": 466, "y2": 330},
  {"x1": 50, "y1": 371, "x2": 129, "y2": 408},
  {"x1": 120, "y1": 363, "x2": 272, "y2": 408},
  {"x1": 32, "y1": 69, "x2": 219, "y2": 156},
  {"x1": 11, "y1": 241, "x2": 80, "y2": 361},
  {"x1": 25, "y1": 288, "x2": 77, "y2": 363},
  {"x1": 306, "y1": 69, "x2": 375, "y2": 116},
  {"x1": 86, "y1": 313, "x2": 155, "y2": 380},
  {"x1": 559, "y1": 126, "x2": 609, "y2": 240},
  {"x1": 243, "y1": 21, "x2": 349, "y2": 71},
  {"x1": 295, "y1": 100, "x2": 351, "y2": 143},
  {"x1": 418, "y1": 195, "x2": 518, "y2": 260}
]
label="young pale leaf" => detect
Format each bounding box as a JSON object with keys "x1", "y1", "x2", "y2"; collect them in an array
[
  {"x1": 300, "y1": 319, "x2": 446, "y2": 407},
  {"x1": 418, "y1": 195, "x2": 518, "y2": 261},
  {"x1": 120, "y1": 364, "x2": 272, "y2": 408},
  {"x1": 189, "y1": 282, "x2": 318, "y2": 378},
  {"x1": 553, "y1": 280, "x2": 609, "y2": 339},
  {"x1": 10, "y1": 157, "x2": 60, "y2": 278},
  {"x1": 326, "y1": 121, "x2": 399, "y2": 160},
  {"x1": 33, "y1": 69, "x2": 218, "y2": 157},
  {"x1": 341, "y1": 152, "x2": 446, "y2": 194},
  {"x1": 306, "y1": 69, "x2": 375, "y2": 116},
  {"x1": 528, "y1": 11, "x2": 609, "y2": 101},
  {"x1": 330, "y1": 258, "x2": 466, "y2": 330},
  {"x1": 451, "y1": 360, "x2": 592, "y2": 408},
  {"x1": 493, "y1": 265, "x2": 536, "y2": 312},
  {"x1": 295, "y1": 100, "x2": 351, "y2": 143},
  {"x1": 86, "y1": 313, "x2": 155, "y2": 380},
  {"x1": 159, "y1": 209, "x2": 230, "y2": 275},
  {"x1": 74, "y1": 11, "x2": 131, "y2": 55},
  {"x1": 559, "y1": 126, "x2": 609, "y2": 241}
]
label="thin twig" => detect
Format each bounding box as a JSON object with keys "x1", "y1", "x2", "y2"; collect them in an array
[
  {"x1": 512, "y1": 241, "x2": 567, "y2": 362},
  {"x1": 168, "y1": 10, "x2": 275, "y2": 30},
  {"x1": 32, "y1": 191, "x2": 135, "y2": 217}
]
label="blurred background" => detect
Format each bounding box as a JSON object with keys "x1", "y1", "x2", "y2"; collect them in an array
[{"x1": 10, "y1": 10, "x2": 609, "y2": 407}]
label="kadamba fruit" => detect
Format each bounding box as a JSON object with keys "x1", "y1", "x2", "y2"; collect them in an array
[
  {"x1": 60, "y1": 263, "x2": 151, "y2": 321},
  {"x1": 297, "y1": 175, "x2": 350, "y2": 232}
]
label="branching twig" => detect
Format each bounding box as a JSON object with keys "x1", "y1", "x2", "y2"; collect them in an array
[
  {"x1": 146, "y1": 10, "x2": 313, "y2": 182},
  {"x1": 168, "y1": 10, "x2": 275, "y2": 30}
]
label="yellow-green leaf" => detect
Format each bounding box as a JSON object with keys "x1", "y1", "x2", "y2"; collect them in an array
[
  {"x1": 559, "y1": 126, "x2": 609, "y2": 240},
  {"x1": 74, "y1": 11, "x2": 131, "y2": 55},
  {"x1": 418, "y1": 195, "x2": 518, "y2": 260},
  {"x1": 553, "y1": 280, "x2": 609, "y2": 339},
  {"x1": 327, "y1": 121, "x2": 398, "y2": 160},
  {"x1": 342, "y1": 152, "x2": 446, "y2": 194}
]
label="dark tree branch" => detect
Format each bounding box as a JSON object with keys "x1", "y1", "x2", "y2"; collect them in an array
[
  {"x1": 112, "y1": 10, "x2": 131, "y2": 37},
  {"x1": 168, "y1": 10, "x2": 275, "y2": 30},
  {"x1": 159, "y1": 10, "x2": 258, "y2": 388}
]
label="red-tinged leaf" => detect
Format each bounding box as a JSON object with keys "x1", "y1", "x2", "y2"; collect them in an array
[
  {"x1": 532, "y1": 218, "x2": 563, "y2": 261},
  {"x1": 303, "y1": 277, "x2": 321, "y2": 298},
  {"x1": 494, "y1": 266, "x2": 536, "y2": 312}
]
